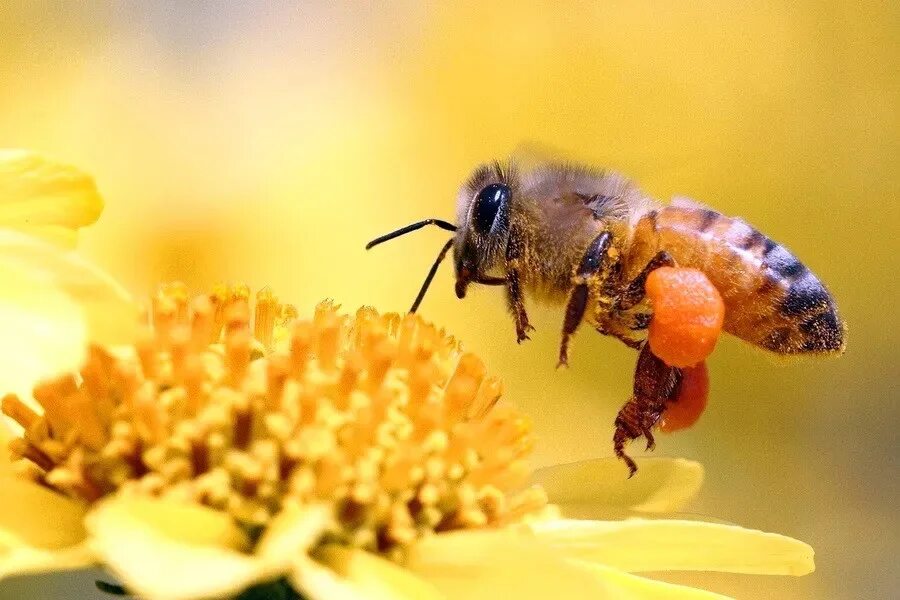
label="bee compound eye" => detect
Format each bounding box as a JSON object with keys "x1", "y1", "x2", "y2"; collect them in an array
[{"x1": 472, "y1": 183, "x2": 510, "y2": 234}]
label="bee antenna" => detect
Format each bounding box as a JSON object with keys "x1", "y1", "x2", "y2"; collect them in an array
[
  {"x1": 409, "y1": 237, "x2": 455, "y2": 313},
  {"x1": 365, "y1": 219, "x2": 457, "y2": 250}
]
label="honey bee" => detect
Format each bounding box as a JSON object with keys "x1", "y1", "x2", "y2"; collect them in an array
[{"x1": 366, "y1": 160, "x2": 845, "y2": 474}]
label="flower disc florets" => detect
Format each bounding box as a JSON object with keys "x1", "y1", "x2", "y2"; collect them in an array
[{"x1": 3, "y1": 284, "x2": 545, "y2": 559}]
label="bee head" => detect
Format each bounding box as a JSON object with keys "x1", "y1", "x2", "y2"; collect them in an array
[
  {"x1": 364, "y1": 161, "x2": 515, "y2": 313},
  {"x1": 453, "y1": 162, "x2": 515, "y2": 299}
]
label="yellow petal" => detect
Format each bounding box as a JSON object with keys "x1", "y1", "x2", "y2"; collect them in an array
[
  {"x1": 532, "y1": 457, "x2": 704, "y2": 513},
  {"x1": 0, "y1": 419, "x2": 12, "y2": 473},
  {"x1": 0, "y1": 259, "x2": 86, "y2": 404},
  {"x1": 0, "y1": 477, "x2": 90, "y2": 582},
  {"x1": 305, "y1": 545, "x2": 443, "y2": 600},
  {"x1": 291, "y1": 556, "x2": 376, "y2": 600},
  {"x1": 86, "y1": 496, "x2": 249, "y2": 551},
  {"x1": 256, "y1": 504, "x2": 330, "y2": 563},
  {"x1": 531, "y1": 518, "x2": 815, "y2": 576},
  {"x1": 0, "y1": 230, "x2": 138, "y2": 358},
  {"x1": 9, "y1": 225, "x2": 78, "y2": 249},
  {"x1": 0, "y1": 149, "x2": 102, "y2": 232},
  {"x1": 0, "y1": 538, "x2": 93, "y2": 580},
  {"x1": 0, "y1": 477, "x2": 87, "y2": 549},
  {"x1": 86, "y1": 497, "x2": 275, "y2": 600},
  {"x1": 406, "y1": 529, "x2": 616, "y2": 600},
  {"x1": 571, "y1": 561, "x2": 733, "y2": 600}
]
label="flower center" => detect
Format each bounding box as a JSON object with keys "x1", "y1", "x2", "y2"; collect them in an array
[{"x1": 2, "y1": 284, "x2": 546, "y2": 558}]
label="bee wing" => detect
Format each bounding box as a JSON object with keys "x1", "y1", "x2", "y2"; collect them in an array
[
  {"x1": 670, "y1": 195, "x2": 716, "y2": 211},
  {"x1": 507, "y1": 140, "x2": 580, "y2": 172},
  {"x1": 508, "y1": 142, "x2": 702, "y2": 196}
]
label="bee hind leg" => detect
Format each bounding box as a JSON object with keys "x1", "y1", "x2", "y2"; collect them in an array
[
  {"x1": 613, "y1": 343, "x2": 683, "y2": 477},
  {"x1": 615, "y1": 251, "x2": 674, "y2": 311},
  {"x1": 558, "y1": 232, "x2": 612, "y2": 367}
]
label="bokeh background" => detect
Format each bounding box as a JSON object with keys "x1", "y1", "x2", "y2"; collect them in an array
[{"x1": 1, "y1": 1, "x2": 896, "y2": 599}]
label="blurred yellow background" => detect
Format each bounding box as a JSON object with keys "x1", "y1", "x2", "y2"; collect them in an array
[{"x1": 1, "y1": 1, "x2": 896, "y2": 599}]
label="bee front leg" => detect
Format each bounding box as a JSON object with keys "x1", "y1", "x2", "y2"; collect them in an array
[
  {"x1": 613, "y1": 342, "x2": 683, "y2": 477},
  {"x1": 506, "y1": 268, "x2": 533, "y2": 343},
  {"x1": 558, "y1": 232, "x2": 612, "y2": 367},
  {"x1": 505, "y1": 235, "x2": 534, "y2": 343}
]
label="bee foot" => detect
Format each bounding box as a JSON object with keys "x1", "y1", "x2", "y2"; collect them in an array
[
  {"x1": 644, "y1": 428, "x2": 656, "y2": 451},
  {"x1": 557, "y1": 345, "x2": 570, "y2": 368},
  {"x1": 615, "y1": 442, "x2": 638, "y2": 478},
  {"x1": 613, "y1": 412, "x2": 641, "y2": 477},
  {"x1": 515, "y1": 323, "x2": 535, "y2": 344}
]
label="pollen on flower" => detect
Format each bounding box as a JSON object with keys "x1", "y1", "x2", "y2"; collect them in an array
[{"x1": 2, "y1": 284, "x2": 546, "y2": 560}]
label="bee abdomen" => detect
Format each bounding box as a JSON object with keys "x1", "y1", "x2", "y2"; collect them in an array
[
  {"x1": 629, "y1": 206, "x2": 845, "y2": 355},
  {"x1": 758, "y1": 246, "x2": 845, "y2": 354}
]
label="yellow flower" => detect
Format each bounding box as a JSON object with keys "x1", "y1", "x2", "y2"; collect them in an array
[
  {"x1": 0, "y1": 290, "x2": 813, "y2": 600},
  {"x1": 0, "y1": 149, "x2": 137, "y2": 407},
  {"x1": 0, "y1": 149, "x2": 104, "y2": 247}
]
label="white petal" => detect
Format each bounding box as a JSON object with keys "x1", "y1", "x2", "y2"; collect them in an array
[
  {"x1": 532, "y1": 457, "x2": 704, "y2": 514},
  {"x1": 531, "y1": 518, "x2": 815, "y2": 575}
]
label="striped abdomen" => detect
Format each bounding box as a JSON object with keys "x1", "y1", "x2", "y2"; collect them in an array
[{"x1": 626, "y1": 205, "x2": 845, "y2": 354}]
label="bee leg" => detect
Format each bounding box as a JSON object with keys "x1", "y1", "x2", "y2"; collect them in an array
[
  {"x1": 505, "y1": 237, "x2": 534, "y2": 343},
  {"x1": 559, "y1": 284, "x2": 589, "y2": 367},
  {"x1": 613, "y1": 343, "x2": 683, "y2": 477},
  {"x1": 616, "y1": 251, "x2": 675, "y2": 311},
  {"x1": 506, "y1": 267, "x2": 534, "y2": 343},
  {"x1": 558, "y1": 232, "x2": 612, "y2": 367}
]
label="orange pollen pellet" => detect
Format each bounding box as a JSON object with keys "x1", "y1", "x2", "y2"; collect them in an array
[
  {"x1": 645, "y1": 267, "x2": 725, "y2": 368},
  {"x1": 660, "y1": 361, "x2": 710, "y2": 433}
]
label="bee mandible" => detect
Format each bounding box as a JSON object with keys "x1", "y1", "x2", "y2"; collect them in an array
[{"x1": 366, "y1": 160, "x2": 845, "y2": 474}]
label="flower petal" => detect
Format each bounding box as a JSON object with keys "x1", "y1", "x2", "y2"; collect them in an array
[
  {"x1": 0, "y1": 477, "x2": 87, "y2": 549},
  {"x1": 532, "y1": 457, "x2": 704, "y2": 513},
  {"x1": 256, "y1": 504, "x2": 330, "y2": 563},
  {"x1": 0, "y1": 539, "x2": 93, "y2": 580},
  {"x1": 570, "y1": 561, "x2": 733, "y2": 599},
  {"x1": 0, "y1": 477, "x2": 91, "y2": 582},
  {"x1": 86, "y1": 497, "x2": 276, "y2": 600},
  {"x1": 0, "y1": 149, "x2": 103, "y2": 232},
  {"x1": 0, "y1": 259, "x2": 86, "y2": 405},
  {"x1": 8, "y1": 225, "x2": 78, "y2": 249},
  {"x1": 86, "y1": 496, "x2": 249, "y2": 551},
  {"x1": 290, "y1": 556, "x2": 376, "y2": 600},
  {"x1": 0, "y1": 419, "x2": 12, "y2": 473},
  {"x1": 0, "y1": 230, "x2": 138, "y2": 376},
  {"x1": 304, "y1": 545, "x2": 443, "y2": 600},
  {"x1": 531, "y1": 519, "x2": 814, "y2": 576},
  {"x1": 406, "y1": 529, "x2": 616, "y2": 600}
]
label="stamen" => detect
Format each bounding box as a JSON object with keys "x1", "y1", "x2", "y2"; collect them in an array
[{"x1": 3, "y1": 288, "x2": 545, "y2": 561}]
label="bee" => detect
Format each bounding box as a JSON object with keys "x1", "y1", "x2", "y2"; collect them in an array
[{"x1": 366, "y1": 160, "x2": 845, "y2": 474}]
